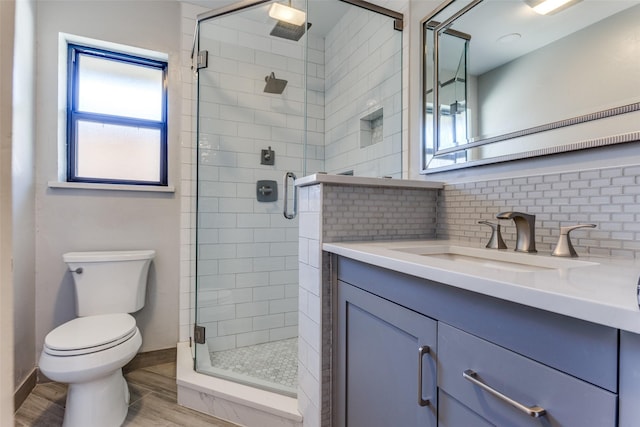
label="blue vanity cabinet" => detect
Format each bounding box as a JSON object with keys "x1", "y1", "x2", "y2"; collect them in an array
[
  {"x1": 333, "y1": 255, "x2": 621, "y2": 427},
  {"x1": 335, "y1": 281, "x2": 437, "y2": 427}
]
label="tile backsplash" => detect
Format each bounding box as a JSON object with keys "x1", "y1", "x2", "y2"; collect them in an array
[
  {"x1": 437, "y1": 165, "x2": 640, "y2": 258},
  {"x1": 323, "y1": 185, "x2": 438, "y2": 242}
]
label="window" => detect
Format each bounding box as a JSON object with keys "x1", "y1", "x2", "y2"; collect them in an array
[{"x1": 67, "y1": 44, "x2": 168, "y2": 185}]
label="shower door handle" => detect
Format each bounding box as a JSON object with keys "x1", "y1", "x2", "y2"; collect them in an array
[{"x1": 283, "y1": 172, "x2": 298, "y2": 219}]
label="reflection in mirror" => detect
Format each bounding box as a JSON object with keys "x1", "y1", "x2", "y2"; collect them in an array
[
  {"x1": 437, "y1": 28, "x2": 469, "y2": 151},
  {"x1": 422, "y1": 0, "x2": 640, "y2": 173}
]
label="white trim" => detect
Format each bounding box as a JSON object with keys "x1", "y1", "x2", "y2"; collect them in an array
[
  {"x1": 59, "y1": 32, "x2": 168, "y2": 61},
  {"x1": 48, "y1": 181, "x2": 175, "y2": 193}
]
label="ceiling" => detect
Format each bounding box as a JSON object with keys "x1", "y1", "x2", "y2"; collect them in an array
[
  {"x1": 445, "y1": 0, "x2": 639, "y2": 75},
  {"x1": 185, "y1": 0, "x2": 356, "y2": 38}
]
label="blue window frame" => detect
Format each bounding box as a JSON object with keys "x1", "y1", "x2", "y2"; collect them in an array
[{"x1": 67, "y1": 44, "x2": 168, "y2": 185}]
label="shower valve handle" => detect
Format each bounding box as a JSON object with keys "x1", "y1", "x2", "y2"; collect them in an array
[{"x1": 258, "y1": 185, "x2": 273, "y2": 195}]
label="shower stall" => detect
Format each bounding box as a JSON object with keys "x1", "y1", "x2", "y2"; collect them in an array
[{"x1": 188, "y1": 0, "x2": 404, "y2": 402}]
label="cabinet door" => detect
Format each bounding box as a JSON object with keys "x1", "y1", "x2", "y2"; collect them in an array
[
  {"x1": 438, "y1": 322, "x2": 617, "y2": 427},
  {"x1": 335, "y1": 281, "x2": 437, "y2": 427}
]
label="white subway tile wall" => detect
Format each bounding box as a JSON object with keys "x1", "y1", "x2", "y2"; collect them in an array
[
  {"x1": 437, "y1": 166, "x2": 640, "y2": 258},
  {"x1": 179, "y1": 1, "x2": 204, "y2": 344},
  {"x1": 193, "y1": 9, "x2": 311, "y2": 352},
  {"x1": 305, "y1": 31, "x2": 326, "y2": 176},
  {"x1": 297, "y1": 184, "x2": 323, "y2": 427},
  {"x1": 323, "y1": 7, "x2": 403, "y2": 178}
]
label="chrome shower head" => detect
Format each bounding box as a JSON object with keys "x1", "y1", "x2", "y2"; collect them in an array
[
  {"x1": 264, "y1": 72, "x2": 288, "y2": 94},
  {"x1": 270, "y1": 21, "x2": 312, "y2": 42}
]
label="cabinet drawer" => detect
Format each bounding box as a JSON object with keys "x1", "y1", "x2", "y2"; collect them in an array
[{"x1": 438, "y1": 322, "x2": 617, "y2": 427}]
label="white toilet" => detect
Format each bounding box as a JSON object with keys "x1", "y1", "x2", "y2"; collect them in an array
[{"x1": 39, "y1": 250, "x2": 155, "y2": 427}]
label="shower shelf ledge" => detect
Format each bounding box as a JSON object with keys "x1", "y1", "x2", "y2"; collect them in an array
[{"x1": 295, "y1": 173, "x2": 444, "y2": 189}]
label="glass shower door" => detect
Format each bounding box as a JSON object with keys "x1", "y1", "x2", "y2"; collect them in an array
[
  {"x1": 191, "y1": 0, "x2": 404, "y2": 398},
  {"x1": 193, "y1": 0, "x2": 306, "y2": 397}
]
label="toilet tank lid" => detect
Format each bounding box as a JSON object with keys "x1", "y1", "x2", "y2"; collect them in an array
[{"x1": 63, "y1": 250, "x2": 156, "y2": 263}]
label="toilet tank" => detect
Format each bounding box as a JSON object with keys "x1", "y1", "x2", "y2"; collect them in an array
[{"x1": 63, "y1": 250, "x2": 156, "y2": 317}]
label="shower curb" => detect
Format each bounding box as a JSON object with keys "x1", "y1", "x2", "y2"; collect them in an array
[{"x1": 176, "y1": 342, "x2": 303, "y2": 427}]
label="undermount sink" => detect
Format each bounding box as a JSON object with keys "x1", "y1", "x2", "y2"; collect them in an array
[{"x1": 392, "y1": 245, "x2": 598, "y2": 273}]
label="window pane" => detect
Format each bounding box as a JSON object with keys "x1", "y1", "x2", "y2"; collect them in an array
[
  {"x1": 76, "y1": 121, "x2": 161, "y2": 182},
  {"x1": 78, "y1": 55, "x2": 163, "y2": 121}
]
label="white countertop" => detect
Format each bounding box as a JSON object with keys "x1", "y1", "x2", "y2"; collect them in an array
[{"x1": 323, "y1": 240, "x2": 640, "y2": 334}]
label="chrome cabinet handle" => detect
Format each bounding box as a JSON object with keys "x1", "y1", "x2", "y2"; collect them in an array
[
  {"x1": 463, "y1": 369, "x2": 546, "y2": 418},
  {"x1": 283, "y1": 172, "x2": 297, "y2": 219},
  {"x1": 418, "y1": 346, "x2": 431, "y2": 407}
]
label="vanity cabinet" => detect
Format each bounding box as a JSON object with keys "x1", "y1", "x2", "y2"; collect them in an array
[
  {"x1": 334, "y1": 256, "x2": 620, "y2": 427},
  {"x1": 335, "y1": 281, "x2": 437, "y2": 427}
]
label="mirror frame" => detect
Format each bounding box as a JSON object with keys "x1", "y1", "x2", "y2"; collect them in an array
[{"x1": 420, "y1": 0, "x2": 640, "y2": 174}]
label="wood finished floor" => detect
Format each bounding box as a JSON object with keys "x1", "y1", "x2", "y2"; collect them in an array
[{"x1": 14, "y1": 362, "x2": 239, "y2": 427}]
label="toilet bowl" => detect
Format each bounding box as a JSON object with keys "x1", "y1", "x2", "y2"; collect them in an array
[
  {"x1": 39, "y1": 314, "x2": 142, "y2": 427},
  {"x1": 38, "y1": 250, "x2": 155, "y2": 427}
]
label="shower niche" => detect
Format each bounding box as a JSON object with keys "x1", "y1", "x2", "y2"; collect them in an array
[{"x1": 360, "y1": 108, "x2": 383, "y2": 148}]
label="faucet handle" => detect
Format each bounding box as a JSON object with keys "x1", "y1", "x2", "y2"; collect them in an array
[
  {"x1": 552, "y1": 224, "x2": 596, "y2": 257},
  {"x1": 478, "y1": 221, "x2": 508, "y2": 249}
]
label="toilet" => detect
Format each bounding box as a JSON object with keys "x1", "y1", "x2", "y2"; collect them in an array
[{"x1": 38, "y1": 250, "x2": 155, "y2": 427}]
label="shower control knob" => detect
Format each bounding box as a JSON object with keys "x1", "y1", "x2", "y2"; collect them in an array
[
  {"x1": 261, "y1": 146, "x2": 275, "y2": 165},
  {"x1": 258, "y1": 186, "x2": 273, "y2": 195}
]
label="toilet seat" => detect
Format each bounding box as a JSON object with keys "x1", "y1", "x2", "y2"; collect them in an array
[{"x1": 44, "y1": 313, "x2": 137, "y2": 357}]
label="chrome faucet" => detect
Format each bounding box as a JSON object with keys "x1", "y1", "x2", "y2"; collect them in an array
[
  {"x1": 552, "y1": 224, "x2": 596, "y2": 257},
  {"x1": 496, "y1": 212, "x2": 537, "y2": 253}
]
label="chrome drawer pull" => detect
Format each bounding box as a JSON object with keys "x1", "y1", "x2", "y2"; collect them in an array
[
  {"x1": 418, "y1": 346, "x2": 430, "y2": 407},
  {"x1": 463, "y1": 369, "x2": 546, "y2": 418}
]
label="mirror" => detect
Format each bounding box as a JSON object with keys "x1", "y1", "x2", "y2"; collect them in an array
[{"x1": 422, "y1": 0, "x2": 640, "y2": 173}]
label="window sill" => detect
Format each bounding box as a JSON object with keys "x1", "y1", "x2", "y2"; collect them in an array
[{"x1": 48, "y1": 181, "x2": 176, "y2": 193}]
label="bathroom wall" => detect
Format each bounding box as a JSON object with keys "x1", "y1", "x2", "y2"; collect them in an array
[
  {"x1": 12, "y1": 0, "x2": 37, "y2": 393},
  {"x1": 476, "y1": 5, "x2": 639, "y2": 145},
  {"x1": 34, "y1": 0, "x2": 182, "y2": 356},
  {"x1": 323, "y1": 6, "x2": 403, "y2": 178},
  {"x1": 1, "y1": 0, "x2": 16, "y2": 422}
]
